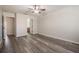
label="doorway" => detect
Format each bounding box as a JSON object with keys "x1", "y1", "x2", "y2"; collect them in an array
[
  {"x1": 6, "y1": 17, "x2": 15, "y2": 36},
  {"x1": 27, "y1": 18, "x2": 31, "y2": 33},
  {"x1": 27, "y1": 18, "x2": 33, "y2": 34},
  {"x1": 4, "y1": 16, "x2": 15, "y2": 39}
]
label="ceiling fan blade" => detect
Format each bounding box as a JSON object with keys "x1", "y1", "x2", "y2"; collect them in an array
[
  {"x1": 40, "y1": 9, "x2": 46, "y2": 11},
  {"x1": 28, "y1": 8, "x2": 33, "y2": 10},
  {"x1": 25, "y1": 5, "x2": 46, "y2": 15}
]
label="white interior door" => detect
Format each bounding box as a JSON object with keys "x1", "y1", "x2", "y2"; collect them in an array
[{"x1": 6, "y1": 17, "x2": 14, "y2": 35}]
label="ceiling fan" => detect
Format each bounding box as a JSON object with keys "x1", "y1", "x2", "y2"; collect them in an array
[{"x1": 26, "y1": 5, "x2": 46, "y2": 14}]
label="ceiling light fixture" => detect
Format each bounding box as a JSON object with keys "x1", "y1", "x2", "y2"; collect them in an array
[
  {"x1": 33, "y1": 5, "x2": 40, "y2": 13},
  {"x1": 32, "y1": 5, "x2": 45, "y2": 14}
]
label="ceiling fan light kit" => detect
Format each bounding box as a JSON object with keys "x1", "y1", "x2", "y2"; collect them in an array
[
  {"x1": 32, "y1": 5, "x2": 46, "y2": 14},
  {"x1": 34, "y1": 10, "x2": 40, "y2": 13}
]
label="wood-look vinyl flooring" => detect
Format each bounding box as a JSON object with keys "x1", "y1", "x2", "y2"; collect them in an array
[{"x1": 1, "y1": 34, "x2": 79, "y2": 53}]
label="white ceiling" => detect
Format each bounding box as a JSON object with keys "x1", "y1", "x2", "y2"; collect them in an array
[{"x1": 0, "y1": 5, "x2": 65, "y2": 14}]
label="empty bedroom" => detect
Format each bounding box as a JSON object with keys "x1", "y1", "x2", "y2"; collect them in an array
[{"x1": 0, "y1": 5, "x2": 79, "y2": 53}]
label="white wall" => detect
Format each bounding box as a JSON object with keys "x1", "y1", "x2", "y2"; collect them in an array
[
  {"x1": 38, "y1": 6, "x2": 79, "y2": 44},
  {"x1": 16, "y1": 13, "x2": 29, "y2": 37},
  {"x1": 3, "y1": 12, "x2": 15, "y2": 17}
]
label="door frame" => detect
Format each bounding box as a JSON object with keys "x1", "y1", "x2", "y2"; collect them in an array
[{"x1": 2, "y1": 15, "x2": 4, "y2": 40}]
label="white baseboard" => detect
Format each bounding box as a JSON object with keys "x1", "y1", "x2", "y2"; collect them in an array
[{"x1": 38, "y1": 33, "x2": 79, "y2": 44}]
